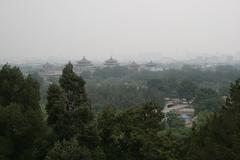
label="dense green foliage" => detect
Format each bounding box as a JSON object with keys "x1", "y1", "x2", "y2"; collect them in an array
[
  {"x1": 35, "y1": 64, "x2": 240, "y2": 111},
  {"x1": 97, "y1": 103, "x2": 166, "y2": 160},
  {"x1": 1, "y1": 63, "x2": 240, "y2": 160},
  {"x1": 45, "y1": 62, "x2": 102, "y2": 159},
  {"x1": 0, "y1": 64, "x2": 46, "y2": 160},
  {"x1": 83, "y1": 65, "x2": 239, "y2": 110},
  {"x1": 187, "y1": 80, "x2": 240, "y2": 160},
  {"x1": 194, "y1": 88, "x2": 224, "y2": 113}
]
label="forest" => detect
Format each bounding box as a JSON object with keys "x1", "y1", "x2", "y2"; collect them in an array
[
  {"x1": 0, "y1": 63, "x2": 240, "y2": 160},
  {"x1": 34, "y1": 64, "x2": 240, "y2": 111}
]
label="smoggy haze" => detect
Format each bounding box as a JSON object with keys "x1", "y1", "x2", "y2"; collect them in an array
[{"x1": 0, "y1": 0, "x2": 240, "y2": 63}]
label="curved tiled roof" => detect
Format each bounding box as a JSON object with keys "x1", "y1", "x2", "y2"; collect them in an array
[
  {"x1": 77, "y1": 56, "x2": 92, "y2": 66},
  {"x1": 146, "y1": 60, "x2": 156, "y2": 67},
  {"x1": 129, "y1": 61, "x2": 139, "y2": 67},
  {"x1": 104, "y1": 57, "x2": 118, "y2": 65}
]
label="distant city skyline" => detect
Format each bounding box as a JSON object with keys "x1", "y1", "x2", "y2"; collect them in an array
[{"x1": 1, "y1": 53, "x2": 239, "y2": 65}]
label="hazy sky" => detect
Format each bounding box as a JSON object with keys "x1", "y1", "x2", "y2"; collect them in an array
[{"x1": 0, "y1": 0, "x2": 240, "y2": 62}]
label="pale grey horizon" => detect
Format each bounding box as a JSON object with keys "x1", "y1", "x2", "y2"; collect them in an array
[{"x1": 0, "y1": 0, "x2": 240, "y2": 63}]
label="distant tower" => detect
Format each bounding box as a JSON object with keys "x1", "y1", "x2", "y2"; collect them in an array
[
  {"x1": 104, "y1": 57, "x2": 119, "y2": 67},
  {"x1": 145, "y1": 60, "x2": 157, "y2": 71},
  {"x1": 39, "y1": 62, "x2": 62, "y2": 80},
  {"x1": 75, "y1": 56, "x2": 93, "y2": 73},
  {"x1": 128, "y1": 61, "x2": 139, "y2": 70},
  {"x1": 146, "y1": 60, "x2": 156, "y2": 67}
]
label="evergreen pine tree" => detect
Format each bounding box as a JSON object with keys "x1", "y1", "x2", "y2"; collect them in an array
[{"x1": 0, "y1": 64, "x2": 46, "y2": 160}]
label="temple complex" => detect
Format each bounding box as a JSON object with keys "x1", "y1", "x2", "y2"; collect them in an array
[
  {"x1": 74, "y1": 56, "x2": 93, "y2": 73},
  {"x1": 145, "y1": 60, "x2": 156, "y2": 68},
  {"x1": 128, "y1": 61, "x2": 140, "y2": 70},
  {"x1": 39, "y1": 62, "x2": 62, "y2": 80},
  {"x1": 104, "y1": 57, "x2": 119, "y2": 67},
  {"x1": 76, "y1": 56, "x2": 92, "y2": 67},
  {"x1": 143, "y1": 60, "x2": 157, "y2": 71}
]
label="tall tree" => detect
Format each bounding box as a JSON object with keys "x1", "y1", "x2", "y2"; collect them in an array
[
  {"x1": 0, "y1": 64, "x2": 46, "y2": 160},
  {"x1": 46, "y1": 84, "x2": 73, "y2": 140},
  {"x1": 187, "y1": 79, "x2": 240, "y2": 160},
  {"x1": 45, "y1": 62, "x2": 101, "y2": 159},
  {"x1": 0, "y1": 64, "x2": 24, "y2": 106},
  {"x1": 59, "y1": 62, "x2": 88, "y2": 110},
  {"x1": 59, "y1": 62, "x2": 94, "y2": 139},
  {"x1": 97, "y1": 103, "x2": 165, "y2": 160}
]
